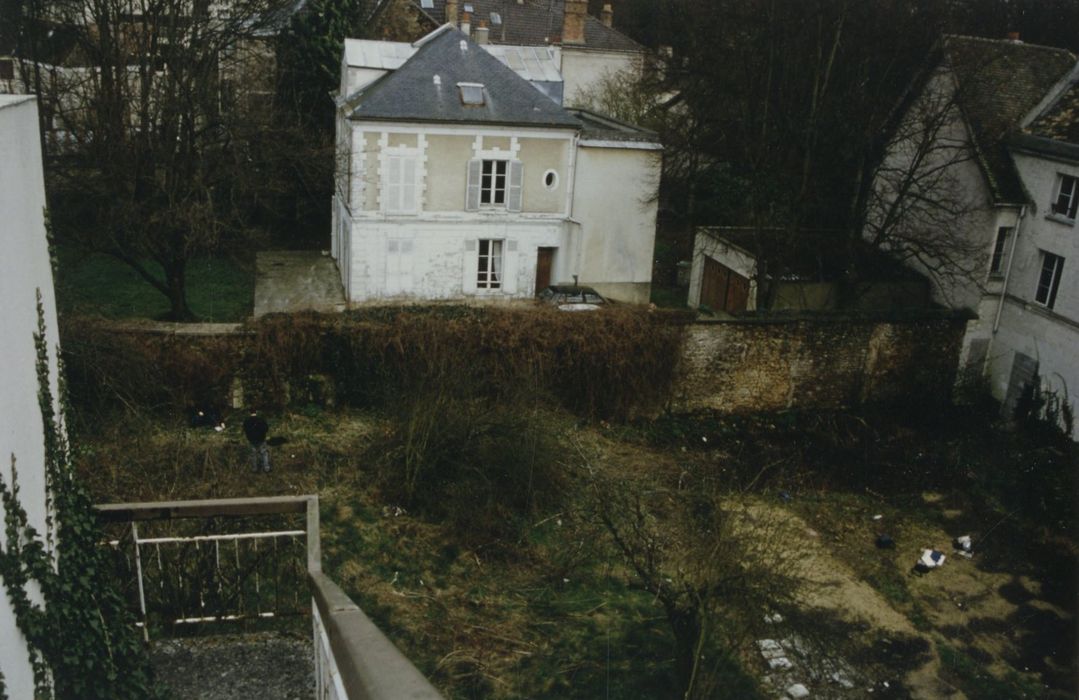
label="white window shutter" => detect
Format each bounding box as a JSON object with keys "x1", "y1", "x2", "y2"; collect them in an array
[
  {"x1": 385, "y1": 156, "x2": 402, "y2": 212},
  {"x1": 507, "y1": 160, "x2": 523, "y2": 212},
  {"x1": 466, "y1": 159, "x2": 482, "y2": 211},
  {"x1": 462, "y1": 239, "x2": 478, "y2": 293},
  {"x1": 502, "y1": 240, "x2": 518, "y2": 294}
]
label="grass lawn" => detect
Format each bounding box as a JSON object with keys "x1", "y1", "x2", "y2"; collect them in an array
[{"x1": 54, "y1": 245, "x2": 253, "y2": 322}]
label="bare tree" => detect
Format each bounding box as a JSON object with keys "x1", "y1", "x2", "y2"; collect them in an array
[
  {"x1": 858, "y1": 71, "x2": 987, "y2": 303},
  {"x1": 581, "y1": 450, "x2": 804, "y2": 699},
  {"x1": 15, "y1": 0, "x2": 292, "y2": 319}
]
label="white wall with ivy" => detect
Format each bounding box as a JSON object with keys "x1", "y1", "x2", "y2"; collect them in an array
[{"x1": 0, "y1": 94, "x2": 60, "y2": 700}]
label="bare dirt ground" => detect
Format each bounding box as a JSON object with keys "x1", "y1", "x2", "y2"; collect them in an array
[{"x1": 151, "y1": 631, "x2": 313, "y2": 700}]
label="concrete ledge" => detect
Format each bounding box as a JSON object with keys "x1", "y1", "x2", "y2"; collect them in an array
[{"x1": 310, "y1": 571, "x2": 443, "y2": 700}]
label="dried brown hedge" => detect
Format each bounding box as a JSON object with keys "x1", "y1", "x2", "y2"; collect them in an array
[{"x1": 61, "y1": 305, "x2": 689, "y2": 422}]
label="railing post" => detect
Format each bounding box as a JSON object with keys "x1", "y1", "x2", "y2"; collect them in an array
[
  {"x1": 306, "y1": 496, "x2": 321, "y2": 574},
  {"x1": 132, "y1": 522, "x2": 149, "y2": 642}
]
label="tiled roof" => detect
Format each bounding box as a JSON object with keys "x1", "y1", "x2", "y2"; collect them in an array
[
  {"x1": 1025, "y1": 71, "x2": 1079, "y2": 146},
  {"x1": 346, "y1": 26, "x2": 581, "y2": 128},
  {"x1": 941, "y1": 35, "x2": 1075, "y2": 202},
  {"x1": 420, "y1": 0, "x2": 641, "y2": 52}
]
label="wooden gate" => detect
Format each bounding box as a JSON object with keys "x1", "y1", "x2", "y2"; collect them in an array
[{"x1": 700, "y1": 257, "x2": 750, "y2": 312}]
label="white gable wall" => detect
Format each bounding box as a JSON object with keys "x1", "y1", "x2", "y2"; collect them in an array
[
  {"x1": 561, "y1": 48, "x2": 640, "y2": 106},
  {"x1": 0, "y1": 95, "x2": 61, "y2": 700},
  {"x1": 571, "y1": 142, "x2": 660, "y2": 303}
]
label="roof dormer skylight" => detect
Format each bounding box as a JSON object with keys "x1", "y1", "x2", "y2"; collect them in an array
[
  {"x1": 420, "y1": 0, "x2": 433, "y2": 8},
  {"x1": 490, "y1": 11, "x2": 502, "y2": 25},
  {"x1": 458, "y1": 82, "x2": 485, "y2": 105}
]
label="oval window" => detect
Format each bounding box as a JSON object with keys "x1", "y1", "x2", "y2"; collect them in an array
[{"x1": 543, "y1": 170, "x2": 559, "y2": 190}]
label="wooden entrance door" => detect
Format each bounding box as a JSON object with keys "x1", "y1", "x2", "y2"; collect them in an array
[
  {"x1": 700, "y1": 257, "x2": 750, "y2": 312},
  {"x1": 535, "y1": 247, "x2": 555, "y2": 295}
]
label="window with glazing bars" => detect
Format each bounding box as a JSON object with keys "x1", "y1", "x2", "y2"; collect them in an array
[
  {"x1": 481, "y1": 160, "x2": 507, "y2": 205},
  {"x1": 477, "y1": 239, "x2": 503, "y2": 289},
  {"x1": 1034, "y1": 251, "x2": 1064, "y2": 309},
  {"x1": 1051, "y1": 174, "x2": 1078, "y2": 219}
]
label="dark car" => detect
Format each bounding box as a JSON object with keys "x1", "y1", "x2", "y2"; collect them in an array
[{"x1": 537, "y1": 285, "x2": 608, "y2": 311}]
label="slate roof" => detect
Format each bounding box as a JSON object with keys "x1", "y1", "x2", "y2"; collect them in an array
[
  {"x1": 418, "y1": 0, "x2": 641, "y2": 52},
  {"x1": 941, "y1": 35, "x2": 1075, "y2": 203},
  {"x1": 346, "y1": 26, "x2": 581, "y2": 128}
]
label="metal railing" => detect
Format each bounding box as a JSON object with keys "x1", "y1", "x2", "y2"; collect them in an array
[{"x1": 95, "y1": 495, "x2": 442, "y2": 700}]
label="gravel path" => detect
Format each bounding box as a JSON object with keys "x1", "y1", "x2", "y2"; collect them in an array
[{"x1": 151, "y1": 631, "x2": 314, "y2": 700}]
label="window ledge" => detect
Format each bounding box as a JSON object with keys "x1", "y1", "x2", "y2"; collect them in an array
[{"x1": 1044, "y1": 213, "x2": 1076, "y2": 227}]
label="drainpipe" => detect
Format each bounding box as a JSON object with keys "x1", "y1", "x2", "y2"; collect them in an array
[{"x1": 993, "y1": 204, "x2": 1026, "y2": 334}]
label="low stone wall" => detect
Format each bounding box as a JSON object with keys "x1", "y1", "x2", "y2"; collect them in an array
[{"x1": 672, "y1": 312, "x2": 971, "y2": 413}]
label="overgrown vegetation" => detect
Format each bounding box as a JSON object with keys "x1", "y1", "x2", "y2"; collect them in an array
[
  {"x1": 60, "y1": 306, "x2": 689, "y2": 426},
  {"x1": 0, "y1": 296, "x2": 158, "y2": 699}
]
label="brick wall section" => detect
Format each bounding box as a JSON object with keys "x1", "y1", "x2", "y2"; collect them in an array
[{"x1": 672, "y1": 313, "x2": 971, "y2": 413}]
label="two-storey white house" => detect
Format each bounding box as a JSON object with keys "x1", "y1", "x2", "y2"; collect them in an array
[
  {"x1": 331, "y1": 24, "x2": 661, "y2": 304},
  {"x1": 872, "y1": 35, "x2": 1079, "y2": 436}
]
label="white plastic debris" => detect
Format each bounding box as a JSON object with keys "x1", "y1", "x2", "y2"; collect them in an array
[
  {"x1": 764, "y1": 612, "x2": 785, "y2": 624},
  {"x1": 786, "y1": 683, "x2": 810, "y2": 699},
  {"x1": 919, "y1": 549, "x2": 945, "y2": 569},
  {"x1": 872, "y1": 514, "x2": 883, "y2": 520}
]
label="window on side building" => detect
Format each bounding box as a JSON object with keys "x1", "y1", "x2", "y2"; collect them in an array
[
  {"x1": 1034, "y1": 251, "x2": 1064, "y2": 309},
  {"x1": 1051, "y1": 174, "x2": 1078, "y2": 220},
  {"x1": 989, "y1": 226, "x2": 1012, "y2": 275},
  {"x1": 477, "y1": 239, "x2": 503, "y2": 289}
]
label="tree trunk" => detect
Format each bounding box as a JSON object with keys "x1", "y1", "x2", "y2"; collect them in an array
[
  {"x1": 163, "y1": 260, "x2": 197, "y2": 321},
  {"x1": 669, "y1": 607, "x2": 702, "y2": 699}
]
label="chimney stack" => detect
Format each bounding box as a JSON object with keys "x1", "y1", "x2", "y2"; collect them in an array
[
  {"x1": 600, "y1": 3, "x2": 613, "y2": 28},
  {"x1": 475, "y1": 19, "x2": 489, "y2": 44},
  {"x1": 460, "y1": 11, "x2": 471, "y2": 36},
  {"x1": 445, "y1": 0, "x2": 457, "y2": 26},
  {"x1": 562, "y1": 0, "x2": 587, "y2": 44}
]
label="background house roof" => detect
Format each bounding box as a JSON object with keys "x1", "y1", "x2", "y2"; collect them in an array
[
  {"x1": 941, "y1": 35, "x2": 1075, "y2": 202},
  {"x1": 346, "y1": 27, "x2": 581, "y2": 127},
  {"x1": 417, "y1": 0, "x2": 641, "y2": 52},
  {"x1": 1025, "y1": 71, "x2": 1079, "y2": 147}
]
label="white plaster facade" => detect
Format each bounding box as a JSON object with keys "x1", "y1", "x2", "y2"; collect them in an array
[
  {"x1": 333, "y1": 30, "x2": 661, "y2": 305},
  {"x1": 560, "y1": 46, "x2": 641, "y2": 106},
  {"x1": 0, "y1": 94, "x2": 62, "y2": 700},
  {"x1": 967, "y1": 146, "x2": 1079, "y2": 437},
  {"x1": 874, "y1": 39, "x2": 1079, "y2": 437}
]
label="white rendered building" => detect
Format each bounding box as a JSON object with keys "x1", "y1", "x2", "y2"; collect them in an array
[{"x1": 332, "y1": 25, "x2": 661, "y2": 304}]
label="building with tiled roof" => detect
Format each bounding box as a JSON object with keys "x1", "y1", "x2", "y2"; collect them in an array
[
  {"x1": 871, "y1": 34, "x2": 1079, "y2": 438},
  {"x1": 331, "y1": 25, "x2": 661, "y2": 305},
  {"x1": 369, "y1": 0, "x2": 644, "y2": 105}
]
